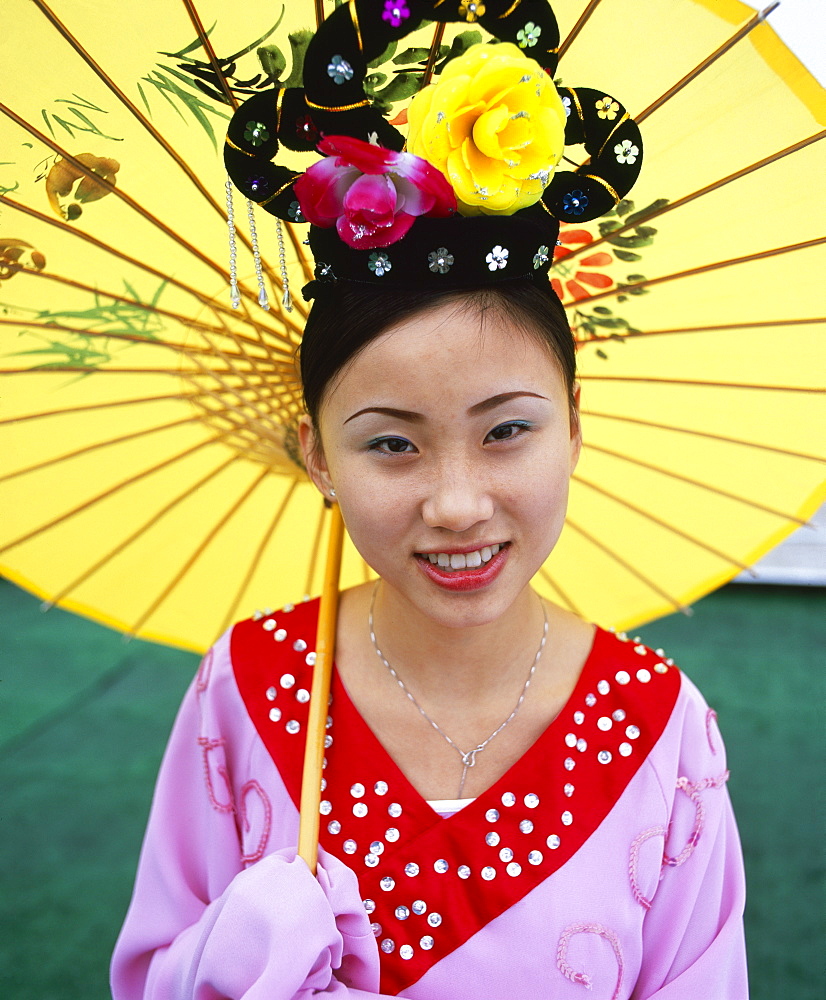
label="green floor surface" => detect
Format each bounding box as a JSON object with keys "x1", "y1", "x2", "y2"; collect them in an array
[{"x1": 1, "y1": 578, "x2": 824, "y2": 998}]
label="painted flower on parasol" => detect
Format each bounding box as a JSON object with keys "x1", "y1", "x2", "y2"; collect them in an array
[
  {"x1": 552, "y1": 228, "x2": 614, "y2": 301},
  {"x1": 45, "y1": 153, "x2": 120, "y2": 221},
  {"x1": 0, "y1": 238, "x2": 46, "y2": 280},
  {"x1": 293, "y1": 135, "x2": 456, "y2": 250}
]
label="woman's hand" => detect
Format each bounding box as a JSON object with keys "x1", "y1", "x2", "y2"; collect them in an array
[{"x1": 175, "y1": 846, "x2": 380, "y2": 999}]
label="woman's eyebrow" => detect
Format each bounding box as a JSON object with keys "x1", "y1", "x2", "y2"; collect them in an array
[
  {"x1": 467, "y1": 391, "x2": 549, "y2": 415},
  {"x1": 343, "y1": 406, "x2": 423, "y2": 425}
]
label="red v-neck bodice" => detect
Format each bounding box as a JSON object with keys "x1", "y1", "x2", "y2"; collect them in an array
[{"x1": 232, "y1": 599, "x2": 681, "y2": 995}]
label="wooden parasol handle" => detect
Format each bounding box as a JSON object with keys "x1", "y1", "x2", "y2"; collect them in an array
[{"x1": 298, "y1": 503, "x2": 345, "y2": 873}]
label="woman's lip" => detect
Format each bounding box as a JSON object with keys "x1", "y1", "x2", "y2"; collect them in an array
[{"x1": 414, "y1": 544, "x2": 509, "y2": 592}]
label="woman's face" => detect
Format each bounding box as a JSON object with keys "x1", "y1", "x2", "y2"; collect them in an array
[{"x1": 300, "y1": 300, "x2": 581, "y2": 630}]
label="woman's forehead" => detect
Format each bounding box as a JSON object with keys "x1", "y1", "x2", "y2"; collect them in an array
[
  {"x1": 325, "y1": 303, "x2": 566, "y2": 411},
  {"x1": 378, "y1": 299, "x2": 551, "y2": 361}
]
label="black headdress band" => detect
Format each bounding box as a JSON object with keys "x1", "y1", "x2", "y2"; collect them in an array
[{"x1": 224, "y1": 0, "x2": 644, "y2": 294}]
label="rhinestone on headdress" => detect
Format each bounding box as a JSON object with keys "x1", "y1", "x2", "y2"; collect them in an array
[
  {"x1": 533, "y1": 245, "x2": 550, "y2": 269},
  {"x1": 486, "y1": 245, "x2": 509, "y2": 271},
  {"x1": 428, "y1": 247, "x2": 455, "y2": 274},
  {"x1": 368, "y1": 252, "x2": 392, "y2": 276}
]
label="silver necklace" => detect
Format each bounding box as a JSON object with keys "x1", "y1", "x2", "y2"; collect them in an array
[{"x1": 368, "y1": 584, "x2": 549, "y2": 797}]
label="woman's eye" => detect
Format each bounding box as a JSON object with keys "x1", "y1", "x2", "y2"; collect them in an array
[
  {"x1": 486, "y1": 421, "x2": 531, "y2": 443},
  {"x1": 369, "y1": 436, "x2": 415, "y2": 454}
]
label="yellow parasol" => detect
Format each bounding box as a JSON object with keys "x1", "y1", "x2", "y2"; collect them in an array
[{"x1": 1, "y1": 0, "x2": 823, "y2": 645}]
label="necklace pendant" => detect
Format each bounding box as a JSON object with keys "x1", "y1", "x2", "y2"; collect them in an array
[{"x1": 462, "y1": 746, "x2": 484, "y2": 768}]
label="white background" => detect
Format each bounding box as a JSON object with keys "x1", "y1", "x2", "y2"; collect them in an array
[{"x1": 761, "y1": 0, "x2": 826, "y2": 84}]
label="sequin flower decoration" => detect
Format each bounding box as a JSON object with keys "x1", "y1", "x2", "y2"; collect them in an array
[
  {"x1": 458, "y1": 0, "x2": 485, "y2": 21},
  {"x1": 244, "y1": 121, "x2": 269, "y2": 146},
  {"x1": 295, "y1": 115, "x2": 320, "y2": 145},
  {"x1": 382, "y1": 0, "x2": 410, "y2": 27},
  {"x1": 533, "y1": 245, "x2": 550, "y2": 269},
  {"x1": 486, "y1": 245, "x2": 509, "y2": 270},
  {"x1": 407, "y1": 42, "x2": 566, "y2": 216},
  {"x1": 517, "y1": 22, "x2": 542, "y2": 48},
  {"x1": 428, "y1": 247, "x2": 454, "y2": 273},
  {"x1": 562, "y1": 190, "x2": 589, "y2": 216},
  {"x1": 368, "y1": 252, "x2": 392, "y2": 276},
  {"x1": 595, "y1": 96, "x2": 620, "y2": 120},
  {"x1": 294, "y1": 135, "x2": 457, "y2": 250},
  {"x1": 614, "y1": 139, "x2": 639, "y2": 165},
  {"x1": 248, "y1": 175, "x2": 270, "y2": 196},
  {"x1": 327, "y1": 56, "x2": 354, "y2": 85}
]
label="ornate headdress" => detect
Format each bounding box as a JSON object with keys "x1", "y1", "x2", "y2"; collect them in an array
[{"x1": 224, "y1": 0, "x2": 643, "y2": 303}]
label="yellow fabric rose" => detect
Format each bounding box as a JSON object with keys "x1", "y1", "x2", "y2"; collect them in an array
[{"x1": 407, "y1": 42, "x2": 566, "y2": 216}]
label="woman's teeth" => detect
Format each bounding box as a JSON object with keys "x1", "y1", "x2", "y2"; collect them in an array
[{"x1": 424, "y1": 544, "x2": 501, "y2": 570}]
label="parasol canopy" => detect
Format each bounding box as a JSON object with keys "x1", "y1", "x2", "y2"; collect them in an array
[{"x1": 0, "y1": 0, "x2": 824, "y2": 653}]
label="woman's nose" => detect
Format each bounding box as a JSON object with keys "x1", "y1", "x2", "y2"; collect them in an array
[{"x1": 420, "y1": 464, "x2": 495, "y2": 532}]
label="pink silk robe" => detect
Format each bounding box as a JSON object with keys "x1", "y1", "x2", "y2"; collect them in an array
[{"x1": 111, "y1": 599, "x2": 748, "y2": 999}]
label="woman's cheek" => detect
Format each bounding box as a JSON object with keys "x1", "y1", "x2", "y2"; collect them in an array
[{"x1": 334, "y1": 465, "x2": 413, "y2": 546}]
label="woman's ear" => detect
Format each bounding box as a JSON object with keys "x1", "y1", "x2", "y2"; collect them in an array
[
  {"x1": 298, "y1": 415, "x2": 334, "y2": 498},
  {"x1": 569, "y1": 383, "x2": 582, "y2": 473}
]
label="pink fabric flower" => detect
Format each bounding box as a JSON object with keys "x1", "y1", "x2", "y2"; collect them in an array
[{"x1": 294, "y1": 135, "x2": 456, "y2": 249}]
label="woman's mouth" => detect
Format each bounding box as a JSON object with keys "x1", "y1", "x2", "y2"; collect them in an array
[{"x1": 414, "y1": 543, "x2": 510, "y2": 591}]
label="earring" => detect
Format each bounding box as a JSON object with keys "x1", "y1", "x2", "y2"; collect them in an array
[{"x1": 329, "y1": 488, "x2": 336, "y2": 498}]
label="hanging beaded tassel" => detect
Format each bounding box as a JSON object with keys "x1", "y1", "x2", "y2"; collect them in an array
[
  {"x1": 225, "y1": 175, "x2": 241, "y2": 310},
  {"x1": 275, "y1": 218, "x2": 293, "y2": 313},
  {"x1": 245, "y1": 198, "x2": 270, "y2": 311}
]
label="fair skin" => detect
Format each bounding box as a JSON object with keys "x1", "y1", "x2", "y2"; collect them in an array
[{"x1": 299, "y1": 299, "x2": 595, "y2": 801}]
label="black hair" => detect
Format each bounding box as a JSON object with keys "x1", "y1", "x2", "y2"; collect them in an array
[{"x1": 298, "y1": 280, "x2": 577, "y2": 427}]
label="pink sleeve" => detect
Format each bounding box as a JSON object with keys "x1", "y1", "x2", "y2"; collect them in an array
[
  {"x1": 631, "y1": 678, "x2": 748, "y2": 999},
  {"x1": 110, "y1": 642, "x2": 390, "y2": 1000}
]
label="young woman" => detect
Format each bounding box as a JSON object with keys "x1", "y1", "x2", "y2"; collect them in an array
[
  {"x1": 111, "y1": 280, "x2": 747, "y2": 999},
  {"x1": 113, "y1": 3, "x2": 748, "y2": 996}
]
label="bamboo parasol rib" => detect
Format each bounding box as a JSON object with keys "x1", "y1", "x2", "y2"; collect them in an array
[
  {"x1": 572, "y1": 474, "x2": 756, "y2": 573},
  {"x1": 585, "y1": 411, "x2": 824, "y2": 463},
  {"x1": 126, "y1": 463, "x2": 274, "y2": 637},
  {"x1": 570, "y1": 238, "x2": 826, "y2": 309},
  {"x1": 635, "y1": 2, "x2": 780, "y2": 124},
  {"x1": 584, "y1": 442, "x2": 809, "y2": 524},
  {"x1": 579, "y1": 316, "x2": 826, "y2": 343},
  {"x1": 558, "y1": 0, "x2": 603, "y2": 60},
  {"x1": 217, "y1": 479, "x2": 302, "y2": 634},
  {"x1": 564, "y1": 517, "x2": 692, "y2": 615},
  {"x1": 537, "y1": 567, "x2": 584, "y2": 618},
  {"x1": 43, "y1": 452, "x2": 243, "y2": 608}
]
